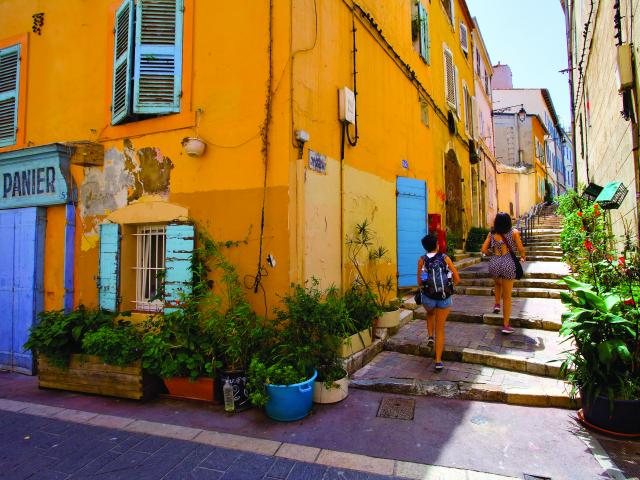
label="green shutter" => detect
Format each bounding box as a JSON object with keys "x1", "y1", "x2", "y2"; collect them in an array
[
  {"x1": 111, "y1": 0, "x2": 134, "y2": 125},
  {"x1": 0, "y1": 44, "x2": 20, "y2": 147},
  {"x1": 164, "y1": 223, "x2": 193, "y2": 313},
  {"x1": 98, "y1": 223, "x2": 121, "y2": 312},
  {"x1": 133, "y1": 0, "x2": 184, "y2": 114},
  {"x1": 418, "y1": 4, "x2": 430, "y2": 64}
]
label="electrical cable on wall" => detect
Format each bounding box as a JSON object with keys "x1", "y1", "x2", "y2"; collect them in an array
[
  {"x1": 346, "y1": 10, "x2": 359, "y2": 147},
  {"x1": 244, "y1": 0, "x2": 274, "y2": 316}
]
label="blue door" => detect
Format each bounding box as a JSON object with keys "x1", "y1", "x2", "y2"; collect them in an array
[
  {"x1": 0, "y1": 207, "x2": 46, "y2": 374},
  {"x1": 397, "y1": 178, "x2": 427, "y2": 288}
]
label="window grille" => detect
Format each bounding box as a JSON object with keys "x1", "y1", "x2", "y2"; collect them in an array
[{"x1": 133, "y1": 225, "x2": 166, "y2": 312}]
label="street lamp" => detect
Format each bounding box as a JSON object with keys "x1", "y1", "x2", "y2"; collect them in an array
[{"x1": 493, "y1": 103, "x2": 527, "y2": 122}]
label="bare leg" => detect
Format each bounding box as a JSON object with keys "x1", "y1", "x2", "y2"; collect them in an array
[
  {"x1": 434, "y1": 307, "x2": 450, "y2": 363},
  {"x1": 426, "y1": 308, "x2": 436, "y2": 337},
  {"x1": 501, "y1": 279, "x2": 515, "y2": 327},
  {"x1": 494, "y1": 278, "x2": 502, "y2": 305}
]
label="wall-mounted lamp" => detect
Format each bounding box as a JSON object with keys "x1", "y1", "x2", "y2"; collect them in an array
[
  {"x1": 517, "y1": 107, "x2": 527, "y2": 123},
  {"x1": 295, "y1": 129, "x2": 310, "y2": 159}
]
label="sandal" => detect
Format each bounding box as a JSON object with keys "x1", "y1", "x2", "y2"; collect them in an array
[{"x1": 493, "y1": 304, "x2": 500, "y2": 314}]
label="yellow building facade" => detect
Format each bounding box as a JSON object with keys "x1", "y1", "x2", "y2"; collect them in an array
[{"x1": 0, "y1": 0, "x2": 486, "y2": 371}]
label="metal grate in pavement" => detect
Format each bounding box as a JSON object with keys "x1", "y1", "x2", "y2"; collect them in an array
[{"x1": 377, "y1": 397, "x2": 415, "y2": 421}]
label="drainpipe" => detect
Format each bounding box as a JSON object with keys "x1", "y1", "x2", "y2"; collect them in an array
[{"x1": 63, "y1": 203, "x2": 75, "y2": 312}]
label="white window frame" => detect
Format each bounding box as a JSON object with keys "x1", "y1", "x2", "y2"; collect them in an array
[
  {"x1": 443, "y1": 44, "x2": 457, "y2": 111},
  {"x1": 441, "y1": 0, "x2": 454, "y2": 26},
  {"x1": 133, "y1": 224, "x2": 166, "y2": 312},
  {"x1": 459, "y1": 22, "x2": 469, "y2": 54}
]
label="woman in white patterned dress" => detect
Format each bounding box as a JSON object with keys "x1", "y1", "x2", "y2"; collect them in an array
[{"x1": 481, "y1": 212, "x2": 526, "y2": 334}]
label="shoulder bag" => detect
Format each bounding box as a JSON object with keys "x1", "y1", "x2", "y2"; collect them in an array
[{"x1": 504, "y1": 234, "x2": 524, "y2": 280}]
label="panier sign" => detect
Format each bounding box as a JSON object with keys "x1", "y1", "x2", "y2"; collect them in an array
[{"x1": 0, "y1": 144, "x2": 74, "y2": 209}]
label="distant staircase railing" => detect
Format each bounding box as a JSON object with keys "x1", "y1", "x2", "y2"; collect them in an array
[{"x1": 515, "y1": 202, "x2": 548, "y2": 246}]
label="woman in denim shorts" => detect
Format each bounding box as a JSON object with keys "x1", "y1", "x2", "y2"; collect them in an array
[{"x1": 417, "y1": 234, "x2": 460, "y2": 371}]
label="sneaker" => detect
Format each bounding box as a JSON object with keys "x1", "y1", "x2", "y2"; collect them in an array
[
  {"x1": 493, "y1": 304, "x2": 500, "y2": 314},
  {"x1": 434, "y1": 362, "x2": 444, "y2": 371},
  {"x1": 427, "y1": 336, "x2": 435, "y2": 347},
  {"x1": 501, "y1": 326, "x2": 515, "y2": 334}
]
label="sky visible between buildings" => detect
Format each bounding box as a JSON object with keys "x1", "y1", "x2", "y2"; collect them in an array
[{"x1": 467, "y1": 0, "x2": 571, "y2": 129}]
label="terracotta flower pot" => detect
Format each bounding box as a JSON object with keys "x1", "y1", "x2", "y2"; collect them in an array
[{"x1": 163, "y1": 377, "x2": 214, "y2": 402}]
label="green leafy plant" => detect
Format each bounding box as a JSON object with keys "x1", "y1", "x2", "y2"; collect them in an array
[
  {"x1": 24, "y1": 307, "x2": 117, "y2": 368},
  {"x1": 346, "y1": 219, "x2": 398, "y2": 310},
  {"x1": 343, "y1": 283, "x2": 379, "y2": 334},
  {"x1": 82, "y1": 321, "x2": 143, "y2": 367},
  {"x1": 559, "y1": 276, "x2": 640, "y2": 404},
  {"x1": 246, "y1": 280, "x2": 351, "y2": 406},
  {"x1": 465, "y1": 227, "x2": 489, "y2": 252},
  {"x1": 446, "y1": 231, "x2": 462, "y2": 260}
]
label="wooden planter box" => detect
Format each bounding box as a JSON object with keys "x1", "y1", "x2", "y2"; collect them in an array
[
  {"x1": 38, "y1": 354, "x2": 158, "y2": 401},
  {"x1": 338, "y1": 328, "x2": 373, "y2": 358}
]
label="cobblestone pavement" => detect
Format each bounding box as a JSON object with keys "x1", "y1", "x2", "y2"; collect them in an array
[{"x1": 0, "y1": 410, "x2": 400, "y2": 480}]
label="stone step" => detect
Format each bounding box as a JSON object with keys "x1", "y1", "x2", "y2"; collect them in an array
[
  {"x1": 458, "y1": 278, "x2": 567, "y2": 290},
  {"x1": 384, "y1": 319, "x2": 567, "y2": 378},
  {"x1": 453, "y1": 256, "x2": 482, "y2": 270},
  {"x1": 457, "y1": 261, "x2": 570, "y2": 280},
  {"x1": 527, "y1": 255, "x2": 564, "y2": 262},
  {"x1": 526, "y1": 248, "x2": 562, "y2": 254},
  {"x1": 455, "y1": 286, "x2": 564, "y2": 299},
  {"x1": 351, "y1": 351, "x2": 575, "y2": 409},
  {"x1": 531, "y1": 228, "x2": 562, "y2": 237},
  {"x1": 402, "y1": 294, "x2": 564, "y2": 331}
]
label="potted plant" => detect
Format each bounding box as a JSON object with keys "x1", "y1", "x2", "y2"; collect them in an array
[
  {"x1": 24, "y1": 307, "x2": 159, "y2": 400},
  {"x1": 557, "y1": 192, "x2": 640, "y2": 435},
  {"x1": 346, "y1": 220, "x2": 400, "y2": 329},
  {"x1": 196, "y1": 232, "x2": 263, "y2": 411},
  {"x1": 340, "y1": 284, "x2": 378, "y2": 357},
  {"x1": 247, "y1": 280, "x2": 349, "y2": 418},
  {"x1": 141, "y1": 308, "x2": 217, "y2": 402}
]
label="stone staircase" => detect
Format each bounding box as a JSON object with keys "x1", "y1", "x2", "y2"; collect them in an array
[{"x1": 351, "y1": 208, "x2": 578, "y2": 409}]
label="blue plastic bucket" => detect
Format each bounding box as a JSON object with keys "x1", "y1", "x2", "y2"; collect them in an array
[{"x1": 264, "y1": 370, "x2": 317, "y2": 422}]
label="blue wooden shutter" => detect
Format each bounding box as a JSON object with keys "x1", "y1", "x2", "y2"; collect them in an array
[
  {"x1": 0, "y1": 44, "x2": 20, "y2": 147},
  {"x1": 164, "y1": 223, "x2": 194, "y2": 313},
  {"x1": 111, "y1": 0, "x2": 134, "y2": 125},
  {"x1": 418, "y1": 4, "x2": 429, "y2": 64},
  {"x1": 133, "y1": 0, "x2": 184, "y2": 114},
  {"x1": 98, "y1": 223, "x2": 120, "y2": 312}
]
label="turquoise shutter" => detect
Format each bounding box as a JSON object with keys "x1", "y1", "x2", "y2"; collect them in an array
[
  {"x1": 164, "y1": 224, "x2": 194, "y2": 313},
  {"x1": 133, "y1": 0, "x2": 184, "y2": 114},
  {"x1": 0, "y1": 44, "x2": 20, "y2": 147},
  {"x1": 98, "y1": 223, "x2": 121, "y2": 312},
  {"x1": 418, "y1": 4, "x2": 429, "y2": 64},
  {"x1": 111, "y1": 0, "x2": 134, "y2": 125}
]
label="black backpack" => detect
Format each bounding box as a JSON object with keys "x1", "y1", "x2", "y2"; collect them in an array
[{"x1": 422, "y1": 253, "x2": 454, "y2": 300}]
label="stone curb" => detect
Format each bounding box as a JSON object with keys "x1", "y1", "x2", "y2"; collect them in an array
[
  {"x1": 349, "y1": 377, "x2": 578, "y2": 409},
  {"x1": 0, "y1": 398, "x2": 519, "y2": 480},
  {"x1": 408, "y1": 308, "x2": 561, "y2": 332},
  {"x1": 455, "y1": 286, "x2": 564, "y2": 299}
]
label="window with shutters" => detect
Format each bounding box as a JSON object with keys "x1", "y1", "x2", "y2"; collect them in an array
[
  {"x1": 459, "y1": 22, "x2": 468, "y2": 55},
  {"x1": 462, "y1": 85, "x2": 473, "y2": 136},
  {"x1": 98, "y1": 221, "x2": 194, "y2": 313},
  {"x1": 440, "y1": 0, "x2": 454, "y2": 25},
  {"x1": 411, "y1": 2, "x2": 430, "y2": 64},
  {"x1": 111, "y1": 0, "x2": 184, "y2": 126},
  {"x1": 443, "y1": 46, "x2": 457, "y2": 112},
  {"x1": 0, "y1": 43, "x2": 21, "y2": 148}
]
